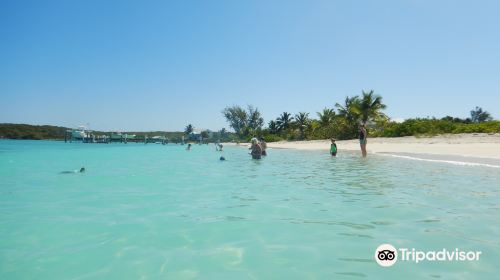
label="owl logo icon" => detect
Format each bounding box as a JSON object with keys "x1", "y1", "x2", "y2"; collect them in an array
[{"x1": 375, "y1": 244, "x2": 398, "y2": 267}]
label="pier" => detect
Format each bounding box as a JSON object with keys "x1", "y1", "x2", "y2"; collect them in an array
[{"x1": 65, "y1": 129, "x2": 170, "y2": 144}]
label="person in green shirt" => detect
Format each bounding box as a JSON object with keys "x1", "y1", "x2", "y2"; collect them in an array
[{"x1": 330, "y1": 138, "x2": 337, "y2": 157}]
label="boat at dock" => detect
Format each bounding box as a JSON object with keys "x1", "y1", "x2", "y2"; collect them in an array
[
  {"x1": 70, "y1": 126, "x2": 89, "y2": 140},
  {"x1": 65, "y1": 127, "x2": 169, "y2": 144}
]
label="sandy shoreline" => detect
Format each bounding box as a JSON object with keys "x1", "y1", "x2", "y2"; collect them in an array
[{"x1": 226, "y1": 133, "x2": 500, "y2": 167}]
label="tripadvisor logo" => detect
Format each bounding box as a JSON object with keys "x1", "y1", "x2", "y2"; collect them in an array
[
  {"x1": 375, "y1": 244, "x2": 397, "y2": 267},
  {"x1": 374, "y1": 244, "x2": 482, "y2": 267}
]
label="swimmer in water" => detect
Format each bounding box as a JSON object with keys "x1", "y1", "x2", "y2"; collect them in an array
[
  {"x1": 215, "y1": 141, "x2": 223, "y2": 151},
  {"x1": 60, "y1": 167, "x2": 85, "y2": 174},
  {"x1": 220, "y1": 156, "x2": 226, "y2": 161},
  {"x1": 186, "y1": 143, "x2": 192, "y2": 150}
]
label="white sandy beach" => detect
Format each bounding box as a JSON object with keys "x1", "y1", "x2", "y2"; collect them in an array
[{"x1": 228, "y1": 133, "x2": 500, "y2": 167}]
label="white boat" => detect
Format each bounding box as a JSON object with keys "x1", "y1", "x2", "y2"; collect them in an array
[
  {"x1": 151, "y1": 135, "x2": 166, "y2": 143},
  {"x1": 71, "y1": 126, "x2": 89, "y2": 139}
]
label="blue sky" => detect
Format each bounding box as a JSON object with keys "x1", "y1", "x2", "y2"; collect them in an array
[{"x1": 1, "y1": 0, "x2": 499, "y2": 131}]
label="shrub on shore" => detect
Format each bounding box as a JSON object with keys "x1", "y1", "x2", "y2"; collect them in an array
[{"x1": 375, "y1": 119, "x2": 500, "y2": 137}]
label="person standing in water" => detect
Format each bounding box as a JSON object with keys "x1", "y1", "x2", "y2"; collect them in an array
[
  {"x1": 359, "y1": 124, "x2": 367, "y2": 157},
  {"x1": 186, "y1": 143, "x2": 192, "y2": 150},
  {"x1": 259, "y1": 137, "x2": 267, "y2": 156},
  {"x1": 249, "y1": 138, "x2": 262, "y2": 159},
  {"x1": 330, "y1": 138, "x2": 337, "y2": 157}
]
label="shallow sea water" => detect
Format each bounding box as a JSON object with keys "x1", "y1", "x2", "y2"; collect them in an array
[{"x1": 0, "y1": 140, "x2": 499, "y2": 279}]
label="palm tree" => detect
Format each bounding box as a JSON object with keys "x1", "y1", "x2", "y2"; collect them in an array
[
  {"x1": 294, "y1": 112, "x2": 309, "y2": 139},
  {"x1": 276, "y1": 112, "x2": 293, "y2": 131},
  {"x1": 353, "y1": 90, "x2": 387, "y2": 124},
  {"x1": 335, "y1": 96, "x2": 359, "y2": 124},
  {"x1": 268, "y1": 120, "x2": 279, "y2": 134},
  {"x1": 184, "y1": 124, "x2": 194, "y2": 135},
  {"x1": 317, "y1": 108, "x2": 336, "y2": 127},
  {"x1": 306, "y1": 119, "x2": 320, "y2": 137}
]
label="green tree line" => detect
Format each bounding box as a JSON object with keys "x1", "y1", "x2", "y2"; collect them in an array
[
  {"x1": 0, "y1": 124, "x2": 68, "y2": 140},
  {"x1": 1, "y1": 92, "x2": 497, "y2": 141},
  {"x1": 0, "y1": 124, "x2": 189, "y2": 141},
  {"x1": 222, "y1": 90, "x2": 498, "y2": 141}
]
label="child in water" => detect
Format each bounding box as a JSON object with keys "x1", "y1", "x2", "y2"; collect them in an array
[{"x1": 330, "y1": 138, "x2": 337, "y2": 157}]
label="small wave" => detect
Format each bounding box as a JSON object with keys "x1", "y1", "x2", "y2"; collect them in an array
[{"x1": 377, "y1": 153, "x2": 500, "y2": 169}]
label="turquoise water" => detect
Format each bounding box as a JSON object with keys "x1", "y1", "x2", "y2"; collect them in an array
[{"x1": 1, "y1": 140, "x2": 499, "y2": 279}]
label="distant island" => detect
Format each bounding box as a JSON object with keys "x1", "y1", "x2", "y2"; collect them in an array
[
  {"x1": 0, "y1": 124, "x2": 69, "y2": 140},
  {"x1": 0, "y1": 124, "x2": 188, "y2": 142}
]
